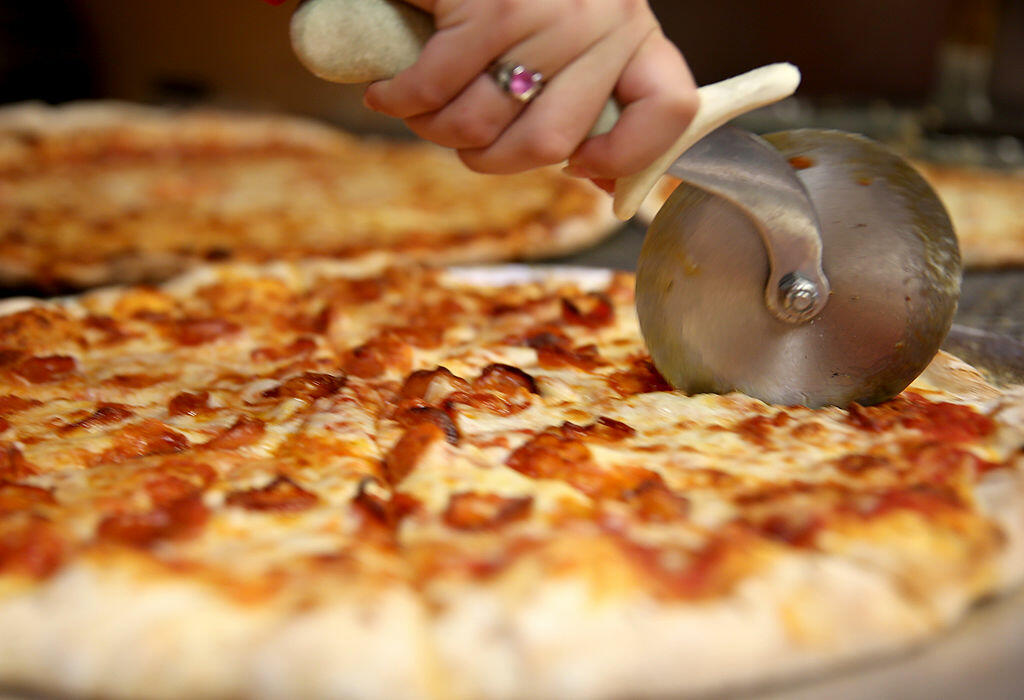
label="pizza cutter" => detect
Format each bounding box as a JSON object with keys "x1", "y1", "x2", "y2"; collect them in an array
[{"x1": 288, "y1": 0, "x2": 961, "y2": 408}]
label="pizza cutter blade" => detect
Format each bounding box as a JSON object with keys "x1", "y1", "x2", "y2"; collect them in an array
[{"x1": 636, "y1": 126, "x2": 961, "y2": 407}]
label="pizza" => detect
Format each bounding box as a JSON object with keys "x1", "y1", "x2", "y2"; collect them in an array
[
  {"x1": 0, "y1": 102, "x2": 618, "y2": 291},
  {"x1": 912, "y1": 161, "x2": 1024, "y2": 268},
  {"x1": 643, "y1": 161, "x2": 1024, "y2": 268},
  {"x1": 0, "y1": 259, "x2": 1022, "y2": 699}
]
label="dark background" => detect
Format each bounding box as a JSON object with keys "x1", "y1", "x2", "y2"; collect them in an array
[{"x1": 0, "y1": 0, "x2": 1020, "y2": 139}]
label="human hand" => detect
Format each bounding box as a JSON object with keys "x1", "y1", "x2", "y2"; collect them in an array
[{"x1": 361, "y1": 0, "x2": 698, "y2": 185}]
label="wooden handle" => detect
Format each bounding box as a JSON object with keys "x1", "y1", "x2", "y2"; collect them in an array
[{"x1": 290, "y1": 0, "x2": 800, "y2": 220}]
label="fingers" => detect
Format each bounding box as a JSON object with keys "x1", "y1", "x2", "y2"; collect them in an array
[
  {"x1": 567, "y1": 31, "x2": 698, "y2": 180},
  {"x1": 403, "y1": 74, "x2": 522, "y2": 150},
  {"x1": 457, "y1": 13, "x2": 654, "y2": 174},
  {"x1": 364, "y1": 1, "x2": 552, "y2": 119},
  {"x1": 403, "y1": 7, "x2": 617, "y2": 151},
  {"x1": 364, "y1": 0, "x2": 698, "y2": 182}
]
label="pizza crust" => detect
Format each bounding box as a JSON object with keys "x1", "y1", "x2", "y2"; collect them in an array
[{"x1": 0, "y1": 561, "x2": 434, "y2": 700}]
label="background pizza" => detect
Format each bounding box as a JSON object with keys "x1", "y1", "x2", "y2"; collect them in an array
[
  {"x1": 642, "y1": 161, "x2": 1024, "y2": 270},
  {"x1": 0, "y1": 102, "x2": 618, "y2": 291}
]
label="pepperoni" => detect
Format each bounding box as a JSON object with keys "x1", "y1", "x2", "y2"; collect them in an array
[
  {"x1": 0, "y1": 483, "x2": 55, "y2": 514},
  {"x1": 250, "y1": 336, "x2": 317, "y2": 363},
  {"x1": 536, "y1": 343, "x2": 606, "y2": 371},
  {"x1": 904, "y1": 442, "x2": 996, "y2": 483},
  {"x1": 58, "y1": 403, "x2": 134, "y2": 434},
  {"x1": 748, "y1": 511, "x2": 822, "y2": 548},
  {"x1": 847, "y1": 392, "x2": 994, "y2": 442},
  {"x1": 864, "y1": 484, "x2": 965, "y2": 518},
  {"x1": 261, "y1": 371, "x2": 345, "y2": 401},
  {"x1": 96, "y1": 419, "x2": 189, "y2": 464},
  {"x1": 323, "y1": 276, "x2": 385, "y2": 304},
  {"x1": 834, "y1": 453, "x2": 890, "y2": 475},
  {"x1": 393, "y1": 406, "x2": 459, "y2": 445},
  {"x1": 0, "y1": 394, "x2": 41, "y2": 415},
  {"x1": 560, "y1": 293, "x2": 614, "y2": 328},
  {"x1": 734, "y1": 412, "x2": 791, "y2": 446},
  {"x1": 521, "y1": 328, "x2": 571, "y2": 351},
  {"x1": 0, "y1": 444, "x2": 36, "y2": 480},
  {"x1": 383, "y1": 423, "x2": 444, "y2": 485},
  {"x1": 443, "y1": 492, "x2": 533, "y2": 531},
  {"x1": 96, "y1": 493, "x2": 209, "y2": 547},
  {"x1": 342, "y1": 333, "x2": 412, "y2": 378},
  {"x1": 444, "y1": 391, "x2": 528, "y2": 416},
  {"x1": 621, "y1": 474, "x2": 690, "y2": 522},
  {"x1": 507, "y1": 423, "x2": 655, "y2": 500},
  {"x1": 84, "y1": 315, "x2": 134, "y2": 344},
  {"x1": 399, "y1": 367, "x2": 469, "y2": 400},
  {"x1": 473, "y1": 363, "x2": 539, "y2": 395},
  {"x1": 172, "y1": 317, "x2": 241, "y2": 346},
  {"x1": 506, "y1": 431, "x2": 602, "y2": 491},
  {"x1": 561, "y1": 417, "x2": 636, "y2": 442},
  {"x1": 225, "y1": 476, "x2": 319, "y2": 512},
  {"x1": 103, "y1": 372, "x2": 172, "y2": 389},
  {"x1": 12, "y1": 355, "x2": 76, "y2": 384},
  {"x1": 0, "y1": 517, "x2": 66, "y2": 578},
  {"x1": 168, "y1": 390, "x2": 212, "y2": 417},
  {"x1": 607, "y1": 357, "x2": 672, "y2": 396},
  {"x1": 0, "y1": 349, "x2": 24, "y2": 367},
  {"x1": 203, "y1": 416, "x2": 266, "y2": 449},
  {"x1": 144, "y1": 475, "x2": 201, "y2": 506},
  {"x1": 0, "y1": 418, "x2": 7, "y2": 433},
  {"x1": 352, "y1": 482, "x2": 420, "y2": 531}
]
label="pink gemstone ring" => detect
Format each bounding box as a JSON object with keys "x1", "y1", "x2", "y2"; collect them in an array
[{"x1": 489, "y1": 61, "x2": 544, "y2": 104}]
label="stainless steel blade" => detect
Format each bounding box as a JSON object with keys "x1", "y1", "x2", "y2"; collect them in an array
[{"x1": 637, "y1": 128, "x2": 960, "y2": 407}]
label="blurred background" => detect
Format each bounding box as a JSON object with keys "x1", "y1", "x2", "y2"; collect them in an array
[
  {"x1": 0, "y1": 0, "x2": 1021, "y2": 344},
  {"x1": 0, "y1": 0, "x2": 1021, "y2": 165}
]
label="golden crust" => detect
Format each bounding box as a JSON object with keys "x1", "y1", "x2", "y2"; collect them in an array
[
  {"x1": 913, "y1": 162, "x2": 1024, "y2": 268},
  {"x1": 0, "y1": 261, "x2": 1023, "y2": 698},
  {"x1": 0, "y1": 102, "x2": 619, "y2": 290}
]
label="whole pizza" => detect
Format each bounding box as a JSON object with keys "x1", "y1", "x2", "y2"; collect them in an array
[
  {"x1": 0, "y1": 259, "x2": 1022, "y2": 698},
  {"x1": 0, "y1": 102, "x2": 617, "y2": 290}
]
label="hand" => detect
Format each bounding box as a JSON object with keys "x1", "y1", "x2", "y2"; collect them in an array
[{"x1": 362, "y1": 0, "x2": 698, "y2": 184}]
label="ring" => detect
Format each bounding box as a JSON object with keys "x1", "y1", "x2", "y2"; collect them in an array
[{"x1": 489, "y1": 61, "x2": 544, "y2": 103}]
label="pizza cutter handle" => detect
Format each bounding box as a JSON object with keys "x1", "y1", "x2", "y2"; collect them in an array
[{"x1": 289, "y1": 0, "x2": 801, "y2": 219}]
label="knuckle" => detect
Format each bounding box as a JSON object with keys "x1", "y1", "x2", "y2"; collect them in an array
[
  {"x1": 523, "y1": 131, "x2": 577, "y2": 165},
  {"x1": 448, "y1": 112, "x2": 501, "y2": 149},
  {"x1": 405, "y1": 78, "x2": 449, "y2": 115},
  {"x1": 458, "y1": 150, "x2": 501, "y2": 175},
  {"x1": 664, "y1": 89, "x2": 700, "y2": 124}
]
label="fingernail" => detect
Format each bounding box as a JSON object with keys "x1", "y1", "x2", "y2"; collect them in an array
[{"x1": 562, "y1": 163, "x2": 596, "y2": 179}]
